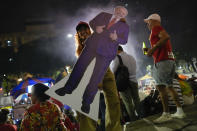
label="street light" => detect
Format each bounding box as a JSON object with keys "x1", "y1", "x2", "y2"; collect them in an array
[
  {"x1": 6, "y1": 40, "x2": 12, "y2": 46},
  {"x1": 67, "y1": 34, "x2": 73, "y2": 38},
  {"x1": 18, "y1": 78, "x2": 23, "y2": 82},
  {"x1": 9, "y1": 58, "x2": 14, "y2": 62}
]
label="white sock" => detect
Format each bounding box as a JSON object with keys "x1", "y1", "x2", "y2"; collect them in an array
[
  {"x1": 163, "y1": 112, "x2": 169, "y2": 115},
  {"x1": 177, "y1": 107, "x2": 184, "y2": 114}
]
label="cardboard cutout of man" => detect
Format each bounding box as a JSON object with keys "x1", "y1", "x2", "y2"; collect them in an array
[{"x1": 55, "y1": 6, "x2": 129, "y2": 114}]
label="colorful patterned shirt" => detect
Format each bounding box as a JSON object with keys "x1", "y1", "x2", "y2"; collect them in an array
[{"x1": 20, "y1": 101, "x2": 67, "y2": 131}]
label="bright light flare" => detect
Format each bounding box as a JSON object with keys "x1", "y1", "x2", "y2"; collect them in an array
[
  {"x1": 67, "y1": 34, "x2": 73, "y2": 38},
  {"x1": 18, "y1": 78, "x2": 23, "y2": 82}
]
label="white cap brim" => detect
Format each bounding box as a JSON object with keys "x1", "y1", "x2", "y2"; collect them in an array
[{"x1": 144, "y1": 19, "x2": 149, "y2": 23}]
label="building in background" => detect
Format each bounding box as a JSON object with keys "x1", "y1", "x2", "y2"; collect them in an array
[{"x1": 0, "y1": 18, "x2": 63, "y2": 52}]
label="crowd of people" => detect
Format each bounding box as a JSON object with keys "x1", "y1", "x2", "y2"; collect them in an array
[{"x1": 0, "y1": 5, "x2": 197, "y2": 131}]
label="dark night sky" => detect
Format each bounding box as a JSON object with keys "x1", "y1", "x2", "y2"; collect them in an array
[
  {"x1": 0, "y1": 0, "x2": 195, "y2": 44},
  {"x1": 0, "y1": 0, "x2": 111, "y2": 32},
  {"x1": 0, "y1": 0, "x2": 196, "y2": 75},
  {"x1": 0, "y1": 0, "x2": 195, "y2": 32}
]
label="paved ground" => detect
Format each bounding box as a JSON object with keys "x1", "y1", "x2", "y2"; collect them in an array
[{"x1": 125, "y1": 101, "x2": 197, "y2": 131}]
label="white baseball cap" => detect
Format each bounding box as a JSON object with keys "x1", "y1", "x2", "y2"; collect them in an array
[{"x1": 144, "y1": 13, "x2": 161, "y2": 23}]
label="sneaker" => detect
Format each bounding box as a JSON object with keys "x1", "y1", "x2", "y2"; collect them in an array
[
  {"x1": 171, "y1": 112, "x2": 186, "y2": 119},
  {"x1": 153, "y1": 113, "x2": 172, "y2": 124},
  {"x1": 125, "y1": 121, "x2": 132, "y2": 125}
]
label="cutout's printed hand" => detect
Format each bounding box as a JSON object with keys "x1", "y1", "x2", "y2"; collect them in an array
[
  {"x1": 96, "y1": 25, "x2": 106, "y2": 34},
  {"x1": 110, "y1": 30, "x2": 118, "y2": 41}
]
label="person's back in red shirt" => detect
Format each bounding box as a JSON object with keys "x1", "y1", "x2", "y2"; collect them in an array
[{"x1": 0, "y1": 123, "x2": 17, "y2": 131}]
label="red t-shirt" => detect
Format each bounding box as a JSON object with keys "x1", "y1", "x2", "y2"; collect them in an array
[
  {"x1": 0, "y1": 124, "x2": 17, "y2": 131},
  {"x1": 150, "y1": 25, "x2": 174, "y2": 63}
]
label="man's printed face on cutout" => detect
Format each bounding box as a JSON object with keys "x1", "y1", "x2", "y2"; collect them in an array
[{"x1": 114, "y1": 6, "x2": 128, "y2": 19}]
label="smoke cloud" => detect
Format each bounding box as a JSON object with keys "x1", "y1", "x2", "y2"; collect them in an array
[{"x1": 41, "y1": 1, "x2": 151, "y2": 77}]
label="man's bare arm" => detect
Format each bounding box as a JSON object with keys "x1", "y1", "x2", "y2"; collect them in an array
[{"x1": 154, "y1": 30, "x2": 170, "y2": 48}]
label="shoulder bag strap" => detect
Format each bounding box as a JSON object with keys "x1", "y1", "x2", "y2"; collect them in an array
[{"x1": 117, "y1": 55, "x2": 124, "y2": 65}]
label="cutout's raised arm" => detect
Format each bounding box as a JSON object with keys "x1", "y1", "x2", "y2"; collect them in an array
[{"x1": 89, "y1": 12, "x2": 105, "y2": 31}]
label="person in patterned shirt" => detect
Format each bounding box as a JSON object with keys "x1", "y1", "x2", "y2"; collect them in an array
[{"x1": 20, "y1": 83, "x2": 68, "y2": 131}]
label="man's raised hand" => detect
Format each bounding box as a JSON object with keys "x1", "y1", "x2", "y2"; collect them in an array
[
  {"x1": 110, "y1": 30, "x2": 118, "y2": 41},
  {"x1": 96, "y1": 25, "x2": 106, "y2": 34}
]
